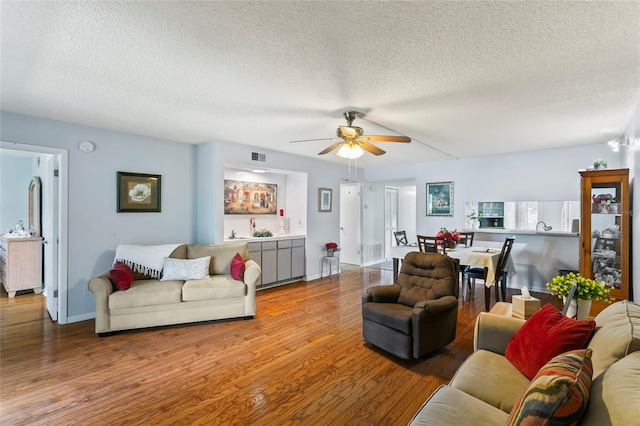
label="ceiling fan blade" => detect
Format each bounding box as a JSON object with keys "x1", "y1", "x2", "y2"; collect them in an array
[
  {"x1": 318, "y1": 141, "x2": 344, "y2": 155},
  {"x1": 290, "y1": 137, "x2": 340, "y2": 144},
  {"x1": 365, "y1": 135, "x2": 411, "y2": 143},
  {"x1": 359, "y1": 141, "x2": 386, "y2": 156}
]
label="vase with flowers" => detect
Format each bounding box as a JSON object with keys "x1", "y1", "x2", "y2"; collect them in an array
[
  {"x1": 324, "y1": 242, "x2": 340, "y2": 257},
  {"x1": 546, "y1": 272, "x2": 614, "y2": 320},
  {"x1": 437, "y1": 228, "x2": 460, "y2": 249}
]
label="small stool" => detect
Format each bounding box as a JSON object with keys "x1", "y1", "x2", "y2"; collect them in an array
[{"x1": 321, "y1": 255, "x2": 340, "y2": 278}]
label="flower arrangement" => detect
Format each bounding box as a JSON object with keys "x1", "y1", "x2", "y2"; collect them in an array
[
  {"x1": 545, "y1": 272, "x2": 614, "y2": 302},
  {"x1": 437, "y1": 228, "x2": 460, "y2": 242},
  {"x1": 325, "y1": 242, "x2": 338, "y2": 250}
]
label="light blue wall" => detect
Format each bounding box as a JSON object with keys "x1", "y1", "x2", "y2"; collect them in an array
[
  {"x1": 0, "y1": 112, "x2": 196, "y2": 321},
  {"x1": 0, "y1": 154, "x2": 34, "y2": 233},
  {"x1": 196, "y1": 140, "x2": 351, "y2": 279}
]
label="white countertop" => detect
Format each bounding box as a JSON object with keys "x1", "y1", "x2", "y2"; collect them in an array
[
  {"x1": 465, "y1": 228, "x2": 578, "y2": 237},
  {"x1": 222, "y1": 234, "x2": 306, "y2": 243}
]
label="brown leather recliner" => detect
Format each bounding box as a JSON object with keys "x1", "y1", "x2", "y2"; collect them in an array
[{"x1": 362, "y1": 252, "x2": 460, "y2": 359}]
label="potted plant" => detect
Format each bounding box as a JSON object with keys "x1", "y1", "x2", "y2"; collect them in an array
[
  {"x1": 593, "y1": 159, "x2": 607, "y2": 170},
  {"x1": 324, "y1": 242, "x2": 340, "y2": 257},
  {"x1": 437, "y1": 228, "x2": 460, "y2": 248},
  {"x1": 546, "y1": 272, "x2": 614, "y2": 320}
]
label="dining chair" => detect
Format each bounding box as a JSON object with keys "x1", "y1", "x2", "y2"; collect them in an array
[
  {"x1": 458, "y1": 232, "x2": 475, "y2": 247},
  {"x1": 394, "y1": 230, "x2": 409, "y2": 246},
  {"x1": 417, "y1": 235, "x2": 441, "y2": 253},
  {"x1": 464, "y1": 236, "x2": 515, "y2": 311}
]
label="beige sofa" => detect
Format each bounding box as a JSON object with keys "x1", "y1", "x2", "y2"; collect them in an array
[
  {"x1": 88, "y1": 242, "x2": 260, "y2": 335},
  {"x1": 409, "y1": 300, "x2": 640, "y2": 425}
]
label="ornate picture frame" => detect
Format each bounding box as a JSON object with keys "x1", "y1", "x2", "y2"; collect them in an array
[
  {"x1": 318, "y1": 188, "x2": 332, "y2": 212},
  {"x1": 426, "y1": 181, "x2": 453, "y2": 216},
  {"x1": 223, "y1": 180, "x2": 277, "y2": 214},
  {"x1": 117, "y1": 172, "x2": 161, "y2": 212}
]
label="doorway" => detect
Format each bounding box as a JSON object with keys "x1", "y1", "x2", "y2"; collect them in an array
[
  {"x1": 385, "y1": 187, "x2": 399, "y2": 259},
  {"x1": 339, "y1": 182, "x2": 361, "y2": 265},
  {"x1": 0, "y1": 141, "x2": 68, "y2": 323}
]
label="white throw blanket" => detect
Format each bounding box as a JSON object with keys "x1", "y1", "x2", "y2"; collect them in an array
[{"x1": 113, "y1": 244, "x2": 181, "y2": 279}]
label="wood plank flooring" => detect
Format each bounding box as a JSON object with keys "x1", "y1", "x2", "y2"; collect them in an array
[{"x1": 0, "y1": 267, "x2": 560, "y2": 426}]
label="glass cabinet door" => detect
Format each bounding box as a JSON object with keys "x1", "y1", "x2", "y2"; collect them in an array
[{"x1": 579, "y1": 168, "x2": 629, "y2": 316}]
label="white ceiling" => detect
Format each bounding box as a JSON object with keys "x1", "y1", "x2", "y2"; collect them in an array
[{"x1": 1, "y1": 1, "x2": 639, "y2": 168}]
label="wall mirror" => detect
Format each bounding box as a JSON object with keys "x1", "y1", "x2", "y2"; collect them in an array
[{"x1": 28, "y1": 176, "x2": 41, "y2": 237}]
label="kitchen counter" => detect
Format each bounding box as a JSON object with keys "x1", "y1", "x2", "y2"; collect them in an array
[
  {"x1": 222, "y1": 234, "x2": 306, "y2": 244},
  {"x1": 466, "y1": 229, "x2": 578, "y2": 237}
]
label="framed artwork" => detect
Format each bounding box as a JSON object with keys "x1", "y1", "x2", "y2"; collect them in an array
[
  {"x1": 426, "y1": 181, "x2": 453, "y2": 216},
  {"x1": 224, "y1": 180, "x2": 277, "y2": 214},
  {"x1": 318, "y1": 188, "x2": 332, "y2": 212},
  {"x1": 117, "y1": 172, "x2": 161, "y2": 212}
]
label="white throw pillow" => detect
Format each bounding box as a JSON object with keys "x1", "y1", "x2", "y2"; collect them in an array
[{"x1": 161, "y1": 256, "x2": 211, "y2": 281}]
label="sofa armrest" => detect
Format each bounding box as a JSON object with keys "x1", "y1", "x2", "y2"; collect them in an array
[
  {"x1": 414, "y1": 295, "x2": 458, "y2": 315},
  {"x1": 243, "y1": 259, "x2": 261, "y2": 287},
  {"x1": 363, "y1": 284, "x2": 401, "y2": 304},
  {"x1": 88, "y1": 272, "x2": 114, "y2": 334},
  {"x1": 474, "y1": 312, "x2": 525, "y2": 355}
]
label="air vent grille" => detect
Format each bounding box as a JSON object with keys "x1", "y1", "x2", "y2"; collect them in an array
[{"x1": 251, "y1": 152, "x2": 266, "y2": 162}]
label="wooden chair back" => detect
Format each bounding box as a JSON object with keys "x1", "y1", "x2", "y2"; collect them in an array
[
  {"x1": 458, "y1": 232, "x2": 475, "y2": 247},
  {"x1": 417, "y1": 235, "x2": 441, "y2": 253},
  {"x1": 394, "y1": 231, "x2": 408, "y2": 246},
  {"x1": 495, "y1": 237, "x2": 515, "y2": 278}
]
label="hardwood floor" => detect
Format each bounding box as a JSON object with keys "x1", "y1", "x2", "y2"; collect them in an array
[{"x1": 0, "y1": 268, "x2": 560, "y2": 426}]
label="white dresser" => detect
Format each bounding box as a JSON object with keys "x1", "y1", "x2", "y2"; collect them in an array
[{"x1": 0, "y1": 236, "x2": 43, "y2": 297}]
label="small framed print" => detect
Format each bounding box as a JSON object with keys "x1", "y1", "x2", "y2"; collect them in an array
[
  {"x1": 117, "y1": 172, "x2": 161, "y2": 212},
  {"x1": 426, "y1": 181, "x2": 453, "y2": 216},
  {"x1": 318, "y1": 188, "x2": 332, "y2": 212}
]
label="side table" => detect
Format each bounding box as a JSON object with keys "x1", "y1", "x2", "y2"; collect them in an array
[{"x1": 321, "y1": 255, "x2": 340, "y2": 279}]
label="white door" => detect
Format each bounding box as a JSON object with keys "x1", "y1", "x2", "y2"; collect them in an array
[
  {"x1": 385, "y1": 187, "x2": 399, "y2": 258},
  {"x1": 340, "y1": 183, "x2": 361, "y2": 265},
  {"x1": 43, "y1": 156, "x2": 59, "y2": 321}
]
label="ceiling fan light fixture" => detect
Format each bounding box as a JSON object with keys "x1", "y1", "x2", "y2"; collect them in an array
[{"x1": 336, "y1": 143, "x2": 364, "y2": 159}]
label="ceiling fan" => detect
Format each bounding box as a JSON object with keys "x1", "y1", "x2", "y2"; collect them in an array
[{"x1": 290, "y1": 111, "x2": 411, "y2": 159}]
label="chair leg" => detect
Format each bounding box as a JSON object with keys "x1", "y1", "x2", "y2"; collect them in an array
[
  {"x1": 484, "y1": 285, "x2": 491, "y2": 311},
  {"x1": 494, "y1": 281, "x2": 499, "y2": 303},
  {"x1": 500, "y1": 272, "x2": 507, "y2": 301}
]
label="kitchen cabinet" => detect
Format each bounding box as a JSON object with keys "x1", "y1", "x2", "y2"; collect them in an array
[
  {"x1": 579, "y1": 168, "x2": 630, "y2": 316},
  {"x1": 0, "y1": 236, "x2": 43, "y2": 297},
  {"x1": 247, "y1": 238, "x2": 305, "y2": 289}
]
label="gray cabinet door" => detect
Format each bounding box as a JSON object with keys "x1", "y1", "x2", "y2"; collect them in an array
[
  {"x1": 261, "y1": 242, "x2": 277, "y2": 285},
  {"x1": 248, "y1": 243, "x2": 262, "y2": 285},
  {"x1": 277, "y1": 240, "x2": 292, "y2": 281},
  {"x1": 291, "y1": 239, "x2": 305, "y2": 278}
]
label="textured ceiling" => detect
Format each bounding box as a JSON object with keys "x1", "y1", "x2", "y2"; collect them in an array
[{"x1": 1, "y1": 1, "x2": 639, "y2": 168}]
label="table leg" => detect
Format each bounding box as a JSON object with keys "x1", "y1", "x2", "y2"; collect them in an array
[{"x1": 393, "y1": 258, "x2": 399, "y2": 283}]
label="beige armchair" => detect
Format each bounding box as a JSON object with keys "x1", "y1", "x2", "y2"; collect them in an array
[{"x1": 362, "y1": 252, "x2": 460, "y2": 359}]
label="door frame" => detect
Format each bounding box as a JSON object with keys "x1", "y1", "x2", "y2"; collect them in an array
[{"x1": 1, "y1": 141, "x2": 69, "y2": 323}]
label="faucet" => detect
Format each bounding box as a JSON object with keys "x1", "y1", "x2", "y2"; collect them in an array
[
  {"x1": 229, "y1": 229, "x2": 236, "y2": 239},
  {"x1": 536, "y1": 221, "x2": 552, "y2": 231}
]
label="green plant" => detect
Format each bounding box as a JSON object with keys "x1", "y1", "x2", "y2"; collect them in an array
[
  {"x1": 545, "y1": 272, "x2": 614, "y2": 302},
  {"x1": 252, "y1": 229, "x2": 273, "y2": 237}
]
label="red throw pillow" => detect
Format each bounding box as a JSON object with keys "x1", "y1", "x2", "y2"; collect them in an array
[
  {"x1": 109, "y1": 262, "x2": 135, "y2": 291},
  {"x1": 230, "y1": 253, "x2": 245, "y2": 280},
  {"x1": 505, "y1": 303, "x2": 596, "y2": 380}
]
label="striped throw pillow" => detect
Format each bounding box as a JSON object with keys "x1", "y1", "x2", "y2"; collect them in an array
[{"x1": 506, "y1": 349, "x2": 593, "y2": 426}]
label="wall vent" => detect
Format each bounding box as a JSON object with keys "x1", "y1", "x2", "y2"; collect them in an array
[{"x1": 251, "y1": 152, "x2": 267, "y2": 162}]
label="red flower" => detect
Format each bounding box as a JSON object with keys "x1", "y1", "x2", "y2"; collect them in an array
[
  {"x1": 325, "y1": 242, "x2": 338, "y2": 249},
  {"x1": 437, "y1": 228, "x2": 460, "y2": 242}
]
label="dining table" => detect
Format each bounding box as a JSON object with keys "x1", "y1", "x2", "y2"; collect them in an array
[{"x1": 390, "y1": 245, "x2": 516, "y2": 289}]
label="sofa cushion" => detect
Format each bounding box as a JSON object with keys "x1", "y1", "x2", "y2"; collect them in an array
[
  {"x1": 506, "y1": 349, "x2": 593, "y2": 426},
  {"x1": 505, "y1": 303, "x2": 595, "y2": 380},
  {"x1": 230, "y1": 253, "x2": 245, "y2": 280},
  {"x1": 449, "y1": 349, "x2": 530, "y2": 413},
  {"x1": 187, "y1": 243, "x2": 249, "y2": 275},
  {"x1": 588, "y1": 300, "x2": 640, "y2": 378},
  {"x1": 182, "y1": 276, "x2": 247, "y2": 302},
  {"x1": 132, "y1": 244, "x2": 187, "y2": 280},
  {"x1": 161, "y1": 256, "x2": 210, "y2": 281},
  {"x1": 361, "y1": 302, "x2": 413, "y2": 334},
  {"x1": 397, "y1": 252, "x2": 457, "y2": 307},
  {"x1": 408, "y1": 385, "x2": 508, "y2": 426},
  {"x1": 580, "y1": 351, "x2": 640, "y2": 426},
  {"x1": 110, "y1": 262, "x2": 135, "y2": 291},
  {"x1": 109, "y1": 279, "x2": 183, "y2": 309}
]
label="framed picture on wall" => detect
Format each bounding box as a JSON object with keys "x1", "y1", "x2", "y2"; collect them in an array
[
  {"x1": 318, "y1": 188, "x2": 332, "y2": 212},
  {"x1": 117, "y1": 172, "x2": 161, "y2": 212},
  {"x1": 426, "y1": 181, "x2": 453, "y2": 216}
]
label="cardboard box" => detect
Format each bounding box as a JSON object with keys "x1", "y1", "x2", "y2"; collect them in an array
[{"x1": 512, "y1": 295, "x2": 540, "y2": 319}]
